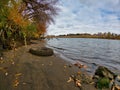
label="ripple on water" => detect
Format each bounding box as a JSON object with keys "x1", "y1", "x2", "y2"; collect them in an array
[{"x1": 47, "y1": 38, "x2": 120, "y2": 74}]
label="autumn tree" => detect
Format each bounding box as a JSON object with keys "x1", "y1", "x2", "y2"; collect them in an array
[
  {"x1": 22, "y1": 0, "x2": 59, "y2": 37},
  {"x1": 0, "y1": 0, "x2": 59, "y2": 49},
  {"x1": 0, "y1": 0, "x2": 33, "y2": 48}
]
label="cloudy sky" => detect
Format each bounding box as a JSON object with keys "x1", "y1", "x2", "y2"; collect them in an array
[{"x1": 47, "y1": 0, "x2": 120, "y2": 35}]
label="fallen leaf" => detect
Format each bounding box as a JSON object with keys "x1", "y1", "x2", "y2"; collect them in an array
[
  {"x1": 15, "y1": 73, "x2": 22, "y2": 77},
  {"x1": 76, "y1": 82, "x2": 81, "y2": 87},
  {"x1": 77, "y1": 71, "x2": 81, "y2": 75},
  {"x1": 64, "y1": 65, "x2": 67, "y2": 68},
  {"x1": 75, "y1": 79, "x2": 81, "y2": 87},
  {"x1": 13, "y1": 79, "x2": 19, "y2": 87},
  {"x1": 67, "y1": 77, "x2": 73, "y2": 83},
  {"x1": 90, "y1": 82, "x2": 95, "y2": 85}
]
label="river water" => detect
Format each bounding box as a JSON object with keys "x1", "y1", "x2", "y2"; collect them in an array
[{"x1": 46, "y1": 38, "x2": 120, "y2": 74}]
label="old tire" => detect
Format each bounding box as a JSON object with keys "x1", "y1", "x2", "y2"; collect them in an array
[{"x1": 29, "y1": 47, "x2": 54, "y2": 56}]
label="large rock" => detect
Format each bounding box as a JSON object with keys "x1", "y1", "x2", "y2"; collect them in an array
[
  {"x1": 29, "y1": 47, "x2": 54, "y2": 56},
  {"x1": 93, "y1": 66, "x2": 117, "y2": 89},
  {"x1": 94, "y1": 66, "x2": 115, "y2": 80}
]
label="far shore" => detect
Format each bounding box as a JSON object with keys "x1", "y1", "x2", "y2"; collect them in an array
[
  {"x1": 0, "y1": 40, "x2": 97, "y2": 90},
  {"x1": 46, "y1": 32, "x2": 120, "y2": 40}
]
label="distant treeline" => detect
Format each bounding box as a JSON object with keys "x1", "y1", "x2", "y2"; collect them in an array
[{"x1": 48, "y1": 32, "x2": 120, "y2": 40}]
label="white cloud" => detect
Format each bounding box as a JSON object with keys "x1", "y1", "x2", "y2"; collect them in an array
[{"x1": 47, "y1": 0, "x2": 120, "y2": 35}]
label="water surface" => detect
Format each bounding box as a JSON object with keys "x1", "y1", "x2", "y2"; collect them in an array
[{"x1": 47, "y1": 38, "x2": 120, "y2": 74}]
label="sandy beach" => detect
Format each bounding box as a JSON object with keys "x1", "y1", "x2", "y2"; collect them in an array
[{"x1": 0, "y1": 40, "x2": 97, "y2": 90}]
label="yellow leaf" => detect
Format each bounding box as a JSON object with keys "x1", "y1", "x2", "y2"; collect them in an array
[
  {"x1": 15, "y1": 73, "x2": 22, "y2": 77},
  {"x1": 13, "y1": 79, "x2": 19, "y2": 87}
]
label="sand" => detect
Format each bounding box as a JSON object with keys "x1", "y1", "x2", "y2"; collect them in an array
[{"x1": 0, "y1": 40, "x2": 97, "y2": 90}]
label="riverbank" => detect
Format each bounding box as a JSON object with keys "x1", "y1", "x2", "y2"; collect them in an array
[{"x1": 0, "y1": 40, "x2": 97, "y2": 90}]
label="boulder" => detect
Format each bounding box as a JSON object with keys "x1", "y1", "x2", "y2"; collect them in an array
[
  {"x1": 93, "y1": 66, "x2": 117, "y2": 89},
  {"x1": 29, "y1": 47, "x2": 54, "y2": 56},
  {"x1": 94, "y1": 66, "x2": 115, "y2": 80}
]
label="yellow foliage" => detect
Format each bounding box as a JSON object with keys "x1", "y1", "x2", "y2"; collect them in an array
[
  {"x1": 7, "y1": 1, "x2": 30, "y2": 28},
  {"x1": 36, "y1": 23, "x2": 46, "y2": 36},
  {"x1": 33, "y1": 33, "x2": 40, "y2": 38}
]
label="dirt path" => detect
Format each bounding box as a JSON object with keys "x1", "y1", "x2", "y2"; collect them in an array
[{"x1": 0, "y1": 41, "x2": 97, "y2": 90}]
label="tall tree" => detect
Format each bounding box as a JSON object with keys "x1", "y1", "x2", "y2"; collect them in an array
[
  {"x1": 22, "y1": 0, "x2": 59, "y2": 36},
  {"x1": 0, "y1": 0, "x2": 59, "y2": 49},
  {"x1": 23, "y1": 0, "x2": 58, "y2": 23}
]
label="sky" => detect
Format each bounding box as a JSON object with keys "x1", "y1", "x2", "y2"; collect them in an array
[{"x1": 47, "y1": 0, "x2": 120, "y2": 35}]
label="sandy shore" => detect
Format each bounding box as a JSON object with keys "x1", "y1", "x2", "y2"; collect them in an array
[{"x1": 0, "y1": 40, "x2": 97, "y2": 90}]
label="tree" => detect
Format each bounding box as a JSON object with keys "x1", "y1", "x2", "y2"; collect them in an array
[
  {"x1": 0, "y1": 0, "x2": 59, "y2": 49},
  {"x1": 22, "y1": 0, "x2": 59, "y2": 36}
]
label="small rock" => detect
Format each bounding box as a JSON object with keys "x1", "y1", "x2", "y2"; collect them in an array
[{"x1": 5, "y1": 72, "x2": 8, "y2": 76}]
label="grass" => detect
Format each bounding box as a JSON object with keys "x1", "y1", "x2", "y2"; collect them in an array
[{"x1": 97, "y1": 77, "x2": 110, "y2": 89}]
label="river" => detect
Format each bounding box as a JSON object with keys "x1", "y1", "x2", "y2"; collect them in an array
[{"x1": 46, "y1": 38, "x2": 120, "y2": 74}]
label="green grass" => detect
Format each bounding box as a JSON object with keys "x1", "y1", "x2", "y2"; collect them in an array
[{"x1": 97, "y1": 77, "x2": 110, "y2": 89}]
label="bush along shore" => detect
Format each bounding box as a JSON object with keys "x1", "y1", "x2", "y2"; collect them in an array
[{"x1": 0, "y1": 40, "x2": 119, "y2": 90}]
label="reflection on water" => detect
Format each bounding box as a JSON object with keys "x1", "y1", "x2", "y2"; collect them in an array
[{"x1": 47, "y1": 38, "x2": 120, "y2": 74}]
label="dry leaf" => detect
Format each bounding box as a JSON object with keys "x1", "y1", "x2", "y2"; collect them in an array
[
  {"x1": 64, "y1": 65, "x2": 67, "y2": 68},
  {"x1": 15, "y1": 73, "x2": 22, "y2": 77},
  {"x1": 90, "y1": 82, "x2": 95, "y2": 85},
  {"x1": 67, "y1": 77, "x2": 73, "y2": 83},
  {"x1": 13, "y1": 80, "x2": 19, "y2": 87},
  {"x1": 77, "y1": 71, "x2": 81, "y2": 75},
  {"x1": 75, "y1": 79, "x2": 81, "y2": 87}
]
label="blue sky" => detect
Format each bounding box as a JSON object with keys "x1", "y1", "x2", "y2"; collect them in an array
[{"x1": 47, "y1": 0, "x2": 120, "y2": 35}]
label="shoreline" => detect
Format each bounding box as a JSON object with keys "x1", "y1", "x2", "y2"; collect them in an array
[
  {"x1": 0, "y1": 40, "x2": 97, "y2": 90},
  {"x1": 46, "y1": 43, "x2": 97, "y2": 76}
]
